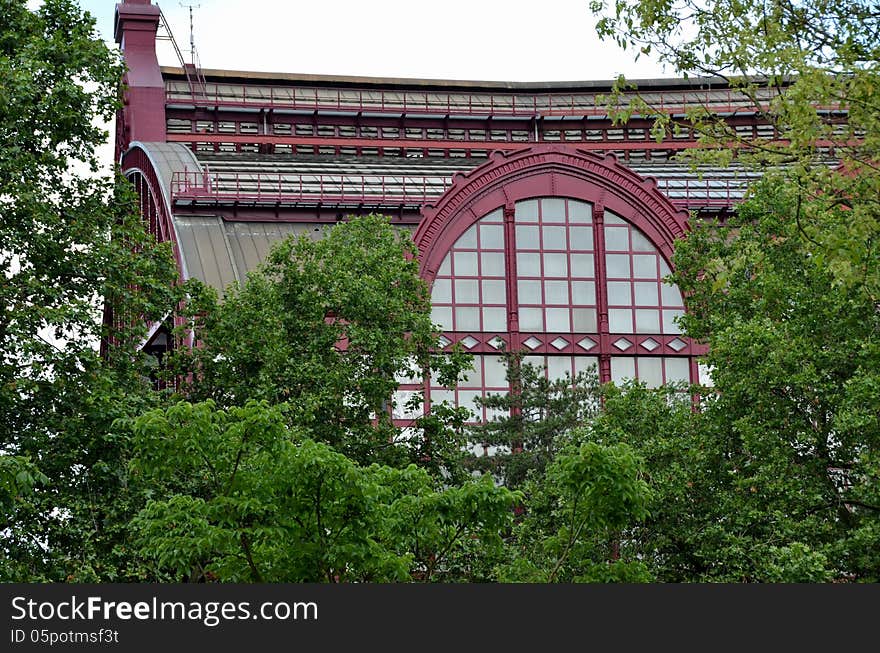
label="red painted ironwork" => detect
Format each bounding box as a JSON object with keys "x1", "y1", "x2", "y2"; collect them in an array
[
  {"x1": 165, "y1": 132, "x2": 713, "y2": 152},
  {"x1": 416, "y1": 146, "x2": 690, "y2": 273},
  {"x1": 171, "y1": 170, "x2": 453, "y2": 206},
  {"x1": 169, "y1": 169, "x2": 748, "y2": 210},
  {"x1": 165, "y1": 82, "x2": 788, "y2": 119},
  {"x1": 420, "y1": 194, "x2": 706, "y2": 415}
]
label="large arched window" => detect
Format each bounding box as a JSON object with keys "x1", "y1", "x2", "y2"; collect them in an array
[
  {"x1": 402, "y1": 146, "x2": 700, "y2": 423},
  {"x1": 419, "y1": 196, "x2": 694, "y2": 421}
]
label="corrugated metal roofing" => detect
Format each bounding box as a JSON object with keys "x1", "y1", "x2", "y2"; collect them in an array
[{"x1": 171, "y1": 215, "x2": 321, "y2": 295}]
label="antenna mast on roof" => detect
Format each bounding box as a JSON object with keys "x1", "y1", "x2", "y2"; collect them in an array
[
  {"x1": 156, "y1": 3, "x2": 206, "y2": 100},
  {"x1": 180, "y1": 2, "x2": 200, "y2": 66}
]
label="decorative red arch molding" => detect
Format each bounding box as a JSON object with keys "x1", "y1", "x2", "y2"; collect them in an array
[
  {"x1": 415, "y1": 144, "x2": 690, "y2": 280},
  {"x1": 120, "y1": 145, "x2": 183, "y2": 275}
]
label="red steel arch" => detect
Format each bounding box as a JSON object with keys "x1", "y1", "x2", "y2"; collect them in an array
[{"x1": 415, "y1": 144, "x2": 690, "y2": 281}]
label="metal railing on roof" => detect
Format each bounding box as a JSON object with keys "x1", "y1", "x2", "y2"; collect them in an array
[
  {"x1": 165, "y1": 81, "x2": 781, "y2": 118},
  {"x1": 171, "y1": 170, "x2": 453, "y2": 206},
  {"x1": 170, "y1": 170, "x2": 752, "y2": 209}
]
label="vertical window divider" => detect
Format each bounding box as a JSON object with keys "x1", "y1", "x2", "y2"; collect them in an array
[
  {"x1": 592, "y1": 204, "x2": 611, "y2": 383},
  {"x1": 503, "y1": 203, "x2": 520, "y2": 351}
]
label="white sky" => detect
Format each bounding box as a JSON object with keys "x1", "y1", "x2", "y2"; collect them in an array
[{"x1": 78, "y1": 0, "x2": 669, "y2": 82}]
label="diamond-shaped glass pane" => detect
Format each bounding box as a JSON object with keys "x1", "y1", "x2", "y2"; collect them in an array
[
  {"x1": 523, "y1": 336, "x2": 542, "y2": 350},
  {"x1": 550, "y1": 337, "x2": 569, "y2": 350},
  {"x1": 640, "y1": 337, "x2": 660, "y2": 351},
  {"x1": 488, "y1": 337, "x2": 506, "y2": 350},
  {"x1": 460, "y1": 336, "x2": 479, "y2": 349},
  {"x1": 613, "y1": 337, "x2": 633, "y2": 351},
  {"x1": 668, "y1": 338, "x2": 687, "y2": 352},
  {"x1": 437, "y1": 336, "x2": 452, "y2": 348},
  {"x1": 577, "y1": 337, "x2": 597, "y2": 351}
]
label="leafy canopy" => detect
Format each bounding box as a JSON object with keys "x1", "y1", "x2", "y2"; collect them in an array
[
  {"x1": 0, "y1": 0, "x2": 180, "y2": 581},
  {"x1": 590, "y1": 0, "x2": 880, "y2": 295}
]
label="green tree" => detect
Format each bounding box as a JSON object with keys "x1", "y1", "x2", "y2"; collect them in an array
[
  {"x1": 0, "y1": 0, "x2": 180, "y2": 581},
  {"x1": 587, "y1": 183, "x2": 879, "y2": 582},
  {"x1": 127, "y1": 399, "x2": 518, "y2": 582},
  {"x1": 467, "y1": 352, "x2": 601, "y2": 491},
  {"x1": 498, "y1": 437, "x2": 653, "y2": 583},
  {"x1": 672, "y1": 181, "x2": 879, "y2": 580},
  {"x1": 168, "y1": 215, "x2": 470, "y2": 474},
  {"x1": 590, "y1": 0, "x2": 880, "y2": 295}
]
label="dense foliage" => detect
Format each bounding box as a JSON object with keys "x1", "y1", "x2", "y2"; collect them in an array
[
  {"x1": 591, "y1": 0, "x2": 880, "y2": 296},
  {"x1": 0, "y1": 0, "x2": 180, "y2": 581},
  {"x1": 3, "y1": 0, "x2": 877, "y2": 583},
  {"x1": 166, "y1": 215, "x2": 471, "y2": 474}
]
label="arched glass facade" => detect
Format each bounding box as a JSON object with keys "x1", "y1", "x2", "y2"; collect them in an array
[{"x1": 415, "y1": 196, "x2": 694, "y2": 421}]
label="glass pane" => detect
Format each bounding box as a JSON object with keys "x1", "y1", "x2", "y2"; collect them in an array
[
  {"x1": 547, "y1": 356, "x2": 572, "y2": 382},
  {"x1": 481, "y1": 208, "x2": 503, "y2": 223},
  {"x1": 607, "y1": 281, "x2": 632, "y2": 305},
  {"x1": 631, "y1": 229, "x2": 655, "y2": 252},
  {"x1": 661, "y1": 283, "x2": 684, "y2": 307},
  {"x1": 542, "y1": 226, "x2": 567, "y2": 249},
  {"x1": 545, "y1": 308, "x2": 571, "y2": 332},
  {"x1": 604, "y1": 212, "x2": 625, "y2": 225},
  {"x1": 659, "y1": 258, "x2": 671, "y2": 276},
  {"x1": 458, "y1": 390, "x2": 482, "y2": 420},
  {"x1": 632, "y1": 254, "x2": 658, "y2": 278},
  {"x1": 455, "y1": 306, "x2": 480, "y2": 331},
  {"x1": 432, "y1": 306, "x2": 452, "y2": 330},
  {"x1": 609, "y1": 308, "x2": 633, "y2": 333},
  {"x1": 484, "y1": 355, "x2": 509, "y2": 386},
  {"x1": 569, "y1": 200, "x2": 592, "y2": 223},
  {"x1": 606, "y1": 254, "x2": 630, "y2": 278},
  {"x1": 541, "y1": 198, "x2": 566, "y2": 220},
  {"x1": 543, "y1": 253, "x2": 568, "y2": 277},
  {"x1": 486, "y1": 395, "x2": 509, "y2": 421},
  {"x1": 431, "y1": 278, "x2": 452, "y2": 303},
  {"x1": 438, "y1": 255, "x2": 451, "y2": 276},
  {"x1": 394, "y1": 356, "x2": 422, "y2": 383},
  {"x1": 662, "y1": 309, "x2": 684, "y2": 334},
  {"x1": 482, "y1": 279, "x2": 507, "y2": 303},
  {"x1": 517, "y1": 279, "x2": 541, "y2": 304},
  {"x1": 638, "y1": 357, "x2": 663, "y2": 388},
  {"x1": 635, "y1": 309, "x2": 661, "y2": 333},
  {"x1": 516, "y1": 252, "x2": 541, "y2": 276},
  {"x1": 519, "y1": 307, "x2": 543, "y2": 331},
  {"x1": 516, "y1": 225, "x2": 540, "y2": 249},
  {"x1": 634, "y1": 282, "x2": 659, "y2": 305},
  {"x1": 453, "y1": 251, "x2": 478, "y2": 276},
  {"x1": 571, "y1": 280, "x2": 596, "y2": 305},
  {"x1": 570, "y1": 253, "x2": 595, "y2": 277},
  {"x1": 481, "y1": 252, "x2": 506, "y2": 276},
  {"x1": 482, "y1": 307, "x2": 507, "y2": 331},
  {"x1": 610, "y1": 357, "x2": 636, "y2": 383},
  {"x1": 604, "y1": 226, "x2": 629, "y2": 250},
  {"x1": 479, "y1": 223, "x2": 504, "y2": 249},
  {"x1": 515, "y1": 199, "x2": 539, "y2": 222},
  {"x1": 574, "y1": 356, "x2": 598, "y2": 375},
  {"x1": 392, "y1": 391, "x2": 423, "y2": 419},
  {"x1": 665, "y1": 357, "x2": 691, "y2": 384},
  {"x1": 454, "y1": 279, "x2": 479, "y2": 303},
  {"x1": 459, "y1": 356, "x2": 483, "y2": 388},
  {"x1": 569, "y1": 226, "x2": 593, "y2": 250},
  {"x1": 523, "y1": 355, "x2": 546, "y2": 373},
  {"x1": 457, "y1": 225, "x2": 477, "y2": 248},
  {"x1": 572, "y1": 308, "x2": 597, "y2": 332},
  {"x1": 545, "y1": 280, "x2": 569, "y2": 304},
  {"x1": 431, "y1": 390, "x2": 454, "y2": 405}
]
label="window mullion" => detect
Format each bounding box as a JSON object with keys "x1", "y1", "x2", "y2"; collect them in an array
[
  {"x1": 592, "y1": 204, "x2": 612, "y2": 384},
  {"x1": 503, "y1": 202, "x2": 520, "y2": 349}
]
